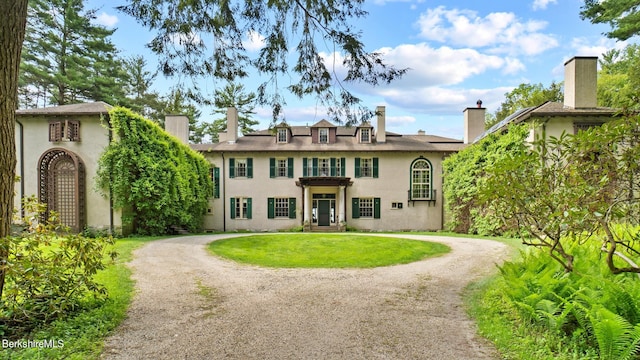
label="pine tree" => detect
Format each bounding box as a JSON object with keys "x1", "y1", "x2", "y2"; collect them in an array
[{"x1": 19, "y1": 0, "x2": 126, "y2": 107}]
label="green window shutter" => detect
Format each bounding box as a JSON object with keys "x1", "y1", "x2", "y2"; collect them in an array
[
  {"x1": 246, "y1": 198, "x2": 252, "y2": 219},
  {"x1": 330, "y1": 158, "x2": 336, "y2": 176},
  {"x1": 289, "y1": 198, "x2": 296, "y2": 219},
  {"x1": 312, "y1": 158, "x2": 318, "y2": 176},
  {"x1": 303, "y1": 158, "x2": 308, "y2": 177},
  {"x1": 373, "y1": 157, "x2": 379, "y2": 178},
  {"x1": 229, "y1": 158, "x2": 235, "y2": 178},
  {"x1": 340, "y1": 157, "x2": 346, "y2": 176},
  {"x1": 230, "y1": 198, "x2": 236, "y2": 219},
  {"x1": 354, "y1": 158, "x2": 361, "y2": 178},
  {"x1": 269, "y1": 158, "x2": 275, "y2": 178},
  {"x1": 247, "y1": 158, "x2": 253, "y2": 178},
  {"x1": 213, "y1": 167, "x2": 220, "y2": 198},
  {"x1": 374, "y1": 198, "x2": 381, "y2": 219},
  {"x1": 352, "y1": 198, "x2": 360, "y2": 219},
  {"x1": 268, "y1": 198, "x2": 275, "y2": 219},
  {"x1": 288, "y1": 157, "x2": 294, "y2": 178}
]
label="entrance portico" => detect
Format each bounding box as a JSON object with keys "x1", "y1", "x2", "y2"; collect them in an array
[{"x1": 297, "y1": 177, "x2": 352, "y2": 231}]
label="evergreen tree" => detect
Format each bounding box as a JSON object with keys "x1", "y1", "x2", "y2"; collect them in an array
[
  {"x1": 161, "y1": 87, "x2": 202, "y2": 143},
  {"x1": 207, "y1": 83, "x2": 259, "y2": 142},
  {"x1": 122, "y1": 55, "x2": 164, "y2": 120},
  {"x1": 581, "y1": 0, "x2": 640, "y2": 41},
  {"x1": 19, "y1": 0, "x2": 126, "y2": 107}
]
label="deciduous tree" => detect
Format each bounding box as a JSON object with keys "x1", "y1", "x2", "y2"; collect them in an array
[{"x1": 488, "y1": 82, "x2": 563, "y2": 128}]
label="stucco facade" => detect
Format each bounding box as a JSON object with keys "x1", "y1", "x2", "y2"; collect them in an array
[
  {"x1": 192, "y1": 107, "x2": 464, "y2": 232},
  {"x1": 14, "y1": 102, "x2": 121, "y2": 233}
]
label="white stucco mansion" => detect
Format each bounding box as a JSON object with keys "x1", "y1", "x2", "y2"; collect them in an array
[{"x1": 13, "y1": 56, "x2": 620, "y2": 233}]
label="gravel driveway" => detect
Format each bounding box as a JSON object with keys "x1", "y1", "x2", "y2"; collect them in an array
[{"x1": 101, "y1": 234, "x2": 509, "y2": 359}]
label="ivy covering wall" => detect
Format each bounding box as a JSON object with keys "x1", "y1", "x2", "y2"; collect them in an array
[
  {"x1": 442, "y1": 124, "x2": 529, "y2": 235},
  {"x1": 97, "y1": 107, "x2": 212, "y2": 235}
]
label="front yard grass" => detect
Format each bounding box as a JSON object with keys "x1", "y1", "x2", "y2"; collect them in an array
[{"x1": 208, "y1": 233, "x2": 450, "y2": 268}]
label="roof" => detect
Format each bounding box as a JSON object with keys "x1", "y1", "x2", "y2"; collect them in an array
[
  {"x1": 191, "y1": 125, "x2": 464, "y2": 153},
  {"x1": 16, "y1": 101, "x2": 113, "y2": 116},
  {"x1": 476, "y1": 101, "x2": 620, "y2": 142}
]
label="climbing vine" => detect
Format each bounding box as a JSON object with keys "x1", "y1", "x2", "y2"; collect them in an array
[
  {"x1": 442, "y1": 124, "x2": 529, "y2": 235},
  {"x1": 97, "y1": 107, "x2": 212, "y2": 235}
]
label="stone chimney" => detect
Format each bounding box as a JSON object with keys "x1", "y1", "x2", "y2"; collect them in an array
[
  {"x1": 376, "y1": 105, "x2": 386, "y2": 143},
  {"x1": 417, "y1": 130, "x2": 426, "y2": 135},
  {"x1": 218, "y1": 107, "x2": 239, "y2": 143},
  {"x1": 564, "y1": 56, "x2": 598, "y2": 109},
  {"x1": 463, "y1": 101, "x2": 485, "y2": 144},
  {"x1": 165, "y1": 114, "x2": 189, "y2": 144}
]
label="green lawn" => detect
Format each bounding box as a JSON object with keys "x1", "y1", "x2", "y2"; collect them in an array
[{"x1": 208, "y1": 233, "x2": 450, "y2": 268}]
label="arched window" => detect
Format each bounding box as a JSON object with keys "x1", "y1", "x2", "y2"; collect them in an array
[
  {"x1": 410, "y1": 158, "x2": 432, "y2": 200},
  {"x1": 38, "y1": 148, "x2": 86, "y2": 232}
]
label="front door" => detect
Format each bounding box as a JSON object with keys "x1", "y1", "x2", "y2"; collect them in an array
[{"x1": 318, "y1": 200, "x2": 330, "y2": 226}]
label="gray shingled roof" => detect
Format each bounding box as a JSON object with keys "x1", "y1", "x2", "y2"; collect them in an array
[
  {"x1": 191, "y1": 126, "x2": 464, "y2": 153},
  {"x1": 16, "y1": 101, "x2": 112, "y2": 115},
  {"x1": 476, "y1": 101, "x2": 620, "y2": 142}
]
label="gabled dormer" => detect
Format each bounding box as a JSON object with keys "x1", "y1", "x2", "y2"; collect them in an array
[
  {"x1": 357, "y1": 122, "x2": 373, "y2": 143},
  {"x1": 274, "y1": 122, "x2": 291, "y2": 144},
  {"x1": 310, "y1": 120, "x2": 337, "y2": 144}
]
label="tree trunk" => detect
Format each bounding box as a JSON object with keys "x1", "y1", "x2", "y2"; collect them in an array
[{"x1": 0, "y1": 0, "x2": 29, "y2": 299}]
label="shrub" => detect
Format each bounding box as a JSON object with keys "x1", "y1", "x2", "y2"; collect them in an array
[{"x1": 0, "y1": 198, "x2": 116, "y2": 338}]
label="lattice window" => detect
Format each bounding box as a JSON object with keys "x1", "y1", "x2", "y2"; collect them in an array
[
  {"x1": 48, "y1": 120, "x2": 80, "y2": 142},
  {"x1": 39, "y1": 149, "x2": 86, "y2": 232}
]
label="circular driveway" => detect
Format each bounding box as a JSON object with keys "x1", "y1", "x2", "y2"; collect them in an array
[{"x1": 102, "y1": 234, "x2": 509, "y2": 359}]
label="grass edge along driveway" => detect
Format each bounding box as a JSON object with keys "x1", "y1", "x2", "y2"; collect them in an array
[{"x1": 207, "y1": 233, "x2": 451, "y2": 268}]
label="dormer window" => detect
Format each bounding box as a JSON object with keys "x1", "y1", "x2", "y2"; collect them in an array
[
  {"x1": 277, "y1": 128, "x2": 288, "y2": 143},
  {"x1": 360, "y1": 128, "x2": 370, "y2": 143},
  {"x1": 319, "y1": 128, "x2": 329, "y2": 143}
]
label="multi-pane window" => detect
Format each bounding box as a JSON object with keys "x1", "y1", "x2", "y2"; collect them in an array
[
  {"x1": 359, "y1": 198, "x2": 374, "y2": 218},
  {"x1": 274, "y1": 198, "x2": 289, "y2": 217},
  {"x1": 232, "y1": 197, "x2": 251, "y2": 219},
  {"x1": 277, "y1": 128, "x2": 288, "y2": 143},
  {"x1": 277, "y1": 159, "x2": 288, "y2": 177},
  {"x1": 360, "y1": 128, "x2": 370, "y2": 143},
  {"x1": 335, "y1": 159, "x2": 342, "y2": 177},
  {"x1": 319, "y1": 158, "x2": 330, "y2": 176},
  {"x1": 411, "y1": 158, "x2": 432, "y2": 200},
  {"x1": 360, "y1": 158, "x2": 372, "y2": 177},
  {"x1": 319, "y1": 128, "x2": 329, "y2": 143},
  {"x1": 235, "y1": 159, "x2": 247, "y2": 177},
  {"x1": 573, "y1": 122, "x2": 603, "y2": 134}
]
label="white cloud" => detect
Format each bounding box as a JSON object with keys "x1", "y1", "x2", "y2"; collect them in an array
[
  {"x1": 415, "y1": 6, "x2": 558, "y2": 56},
  {"x1": 244, "y1": 31, "x2": 265, "y2": 52},
  {"x1": 169, "y1": 32, "x2": 202, "y2": 46},
  {"x1": 95, "y1": 12, "x2": 118, "y2": 28},
  {"x1": 387, "y1": 115, "x2": 416, "y2": 125},
  {"x1": 570, "y1": 37, "x2": 624, "y2": 58},
  {"x1": 532, "y1": 0, "x2": 558, "y2": 11}
]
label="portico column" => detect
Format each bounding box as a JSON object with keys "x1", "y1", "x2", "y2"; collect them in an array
[
  {"x1": 304, "y1": 185, "x2": 310, "y2": 224},
  {"x1": 339, "y1": 185, "x2": 345, "y2": 223}
]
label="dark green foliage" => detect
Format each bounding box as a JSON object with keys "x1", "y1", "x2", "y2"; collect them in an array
[
  {"x1": 477, "y1": 239, "x2": 640, "y2": 359},
  {"x1": 598, "y1": 45, "x2": 640, "y2": 110},
  {"x1": 488, "y1": 82, "x2": 563, "y2": 128},
  {"x1": 19, "y1": 0, "x2": 127, "y2": 107},
  {"x1": 0, "y1": 198, "x2": 116, "y2": 338},
  {"x1": 442, "y1": 124, "x2": 529, "y2": 235},
  {"x1": 117, "y1": 0, "x2": 407, "y2": 124},
  {"x1": 97, "y1": 107, "x2": 212, "y2": 235},
  {"x1": 581, "y1": 0, "x2": 640, "y2": 41}
]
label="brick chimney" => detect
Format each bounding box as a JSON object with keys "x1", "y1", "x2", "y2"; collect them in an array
[
  {"x1": 218, "y1": 107, "x2": 239, "y2": 143},
  {"x1": 463, "y1": 100, "x2": 485, "y2": 144},
  {"x1": 376, "y1": 105, "x2": 386, "y2": 143},
  {"x1": 564, "y1": 56, "x2": 598, "y2": 109},
  {"x1": 164, "y1": 114, "x2": 189, "y2": 144}
]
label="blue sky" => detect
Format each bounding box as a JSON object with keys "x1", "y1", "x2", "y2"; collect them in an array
[{"x1": 87, "y1": 0, "x2": 630, "y2": 140}]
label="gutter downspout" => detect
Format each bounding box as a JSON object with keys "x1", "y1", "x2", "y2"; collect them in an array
[
  {"x1": 221, "y1": 152, "x2": 226, "y2": 232},
  {"x1": 15, "y1": 119, "x2": 24, "y2": 219}
]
